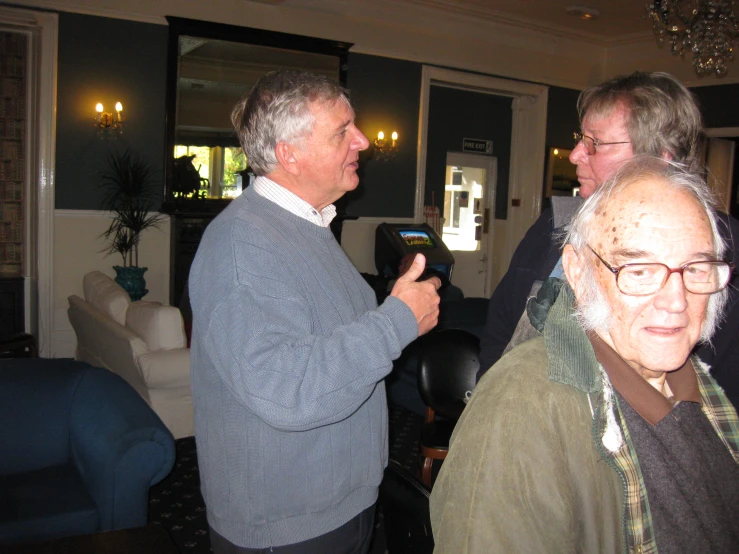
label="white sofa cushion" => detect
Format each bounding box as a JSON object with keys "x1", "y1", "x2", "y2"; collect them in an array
[
  {"x1": 138, "y1": 348, "x2": 191, "y2": 388},
  {"x1": 126, "y1": 301, "x2": 186, "y2": 351},
  {"x1": 82, "y1": 271, "x2": 130, "y2": 325}
]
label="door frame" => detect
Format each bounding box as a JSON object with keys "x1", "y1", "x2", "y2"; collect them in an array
[
  {"x1": 0, "y1": 7, "x2": 58, "y2": 356},
  {"x1": 706, "y1": 127, "x2": 739, "y2": 138},
  {"x1": 705, "y1": 127, "x2": 739, "y2": 215},
  {"x1": 415, "y1": 66, "x2": 548, "y2": 284}
]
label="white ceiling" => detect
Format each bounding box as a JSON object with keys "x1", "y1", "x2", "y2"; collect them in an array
[
  {"x1": 398, "y1": 0, "x2": 654, "y2": 42},
  {"x1": 252, "y1": 0, "x2": 655, "y2": 43},
  {"x1": 13, "y1": 0, "x2": 739, "y2": 86}
]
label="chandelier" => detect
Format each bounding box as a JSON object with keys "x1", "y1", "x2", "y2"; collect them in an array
[{"x1": 646, "y1": 1, "x2": 739, "y2": 76}]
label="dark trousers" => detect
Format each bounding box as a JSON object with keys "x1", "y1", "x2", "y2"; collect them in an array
[{"x1": 209, "y1": 504, "x2": 376, "y2": 554}]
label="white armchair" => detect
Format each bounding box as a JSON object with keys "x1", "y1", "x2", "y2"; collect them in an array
[{"x1": 67, "y1": 271, "x2": 193, "y2": 439}]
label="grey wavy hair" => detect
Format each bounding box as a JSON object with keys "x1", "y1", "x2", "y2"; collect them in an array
[
  {"x1": 577, "y1": 72, "x2": 704, "y2": 172},
  {"x1": 565, "y1": 155, "x2": 729, "y2": 343},
  {"x1": 231, "y1": 70, "x2": 350, "y2": 176}
]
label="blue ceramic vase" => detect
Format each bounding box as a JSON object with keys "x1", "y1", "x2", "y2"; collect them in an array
[{"x1": 113, "y1": 265, "x2": 149, "y2": 301}]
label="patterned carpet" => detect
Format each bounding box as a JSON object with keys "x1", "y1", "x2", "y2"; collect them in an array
[{"x1": 148, "y1": 405, "x2": 424, "y2": 553}]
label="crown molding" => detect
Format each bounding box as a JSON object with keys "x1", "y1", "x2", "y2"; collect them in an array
[
  {"x1": 0, "y1": 5, "x2": 55, "y2": 25},
  {"x1": 0, "y1": 0, "x2": 692, "y2": 48},
  {"x1": 260, "y1": 0, "x2": 611, "y2": 45},
  {"x1": 399, "y1": 0, "x2": 613, "y2": 43},
  {"x1": 6, "y1": 0, "x2": 167, "y2": 24},
  {"x1": 9, "y1": 0, "x2": 738, "y2": 87}
]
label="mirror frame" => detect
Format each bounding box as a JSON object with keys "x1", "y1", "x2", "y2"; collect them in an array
[{"x1": 162, "y1": 16, "x2": 353, "y2": 214}]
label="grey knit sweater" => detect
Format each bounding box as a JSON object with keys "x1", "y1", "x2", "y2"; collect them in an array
[{"x1": 188, "y1": 185, "x2": 418, "y2": 548}]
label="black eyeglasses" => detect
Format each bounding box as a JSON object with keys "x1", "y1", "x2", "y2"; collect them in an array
[
  {"x1": 573, "y1": 132, "x2": 630, "y2": 156},
  {"x1": 588, "y1": 246, "x2": 733, "y2": 296}
]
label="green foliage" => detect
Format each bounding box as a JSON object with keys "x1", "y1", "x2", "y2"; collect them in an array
[
  {"x1": 99, "y1": 149, "x2": 165, "y2": 267},
  {"x1": 223, "y1": 148, "x2": 246, "y2": 186}
]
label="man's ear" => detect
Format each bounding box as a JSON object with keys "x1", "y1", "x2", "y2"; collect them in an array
[
  {"x1": 562, "y1": 244, "x2": 586, "y2": 300},
  {"x1": 275, "y1": 141, "x2": 300, "y2": 176}
]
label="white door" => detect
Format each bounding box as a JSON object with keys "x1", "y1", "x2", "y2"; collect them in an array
[{"x1": 441, "y1": 152, "x2": 497, "y2": 298}]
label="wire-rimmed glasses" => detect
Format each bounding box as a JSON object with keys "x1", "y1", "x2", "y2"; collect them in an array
[{"x1": 573, "y1": 132, "x2": 630, "y2": 156}]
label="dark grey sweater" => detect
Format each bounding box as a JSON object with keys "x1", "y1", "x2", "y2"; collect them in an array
[{"x1": 189, "y1": 186, "x2": 418, "y2": 548}]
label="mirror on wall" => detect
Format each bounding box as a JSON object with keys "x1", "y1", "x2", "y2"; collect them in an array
[
  {"x1": 163, "y1": 17, "x2": 351, "y2": 213},
  {"x1": 544, "y1": 147, "x2": 579, "y2": 197}
]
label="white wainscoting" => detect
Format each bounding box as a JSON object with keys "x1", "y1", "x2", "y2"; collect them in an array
[{"x1": 52, "y1": 210, "x2": 171, "y2": 358}]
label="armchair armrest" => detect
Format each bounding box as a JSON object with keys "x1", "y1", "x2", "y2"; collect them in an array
[
  {"x1": 137, "y1": 347, "x2": 191, "y2": 389},
  {"x1": 69, "y1": 366, "x2": 175, "y2": 531}
]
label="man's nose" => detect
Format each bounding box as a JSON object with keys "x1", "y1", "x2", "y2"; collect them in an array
[
  {"x1": 654, "y1": 272, "x2": 689, "y2": 313},
  {"x1": 569, "y1": 140, "x2": 588, "y2": 165},
  {"x1": 352, "y1": 127, "x2": 370, "y2": 151}
]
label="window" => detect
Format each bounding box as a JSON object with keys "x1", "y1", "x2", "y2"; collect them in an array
[
  {"x1": 174, "y1": 145, "x2": 247, "y2": 199},
  {"x1": 222, "y1": 147, "x2": 247, "y2": 198}
]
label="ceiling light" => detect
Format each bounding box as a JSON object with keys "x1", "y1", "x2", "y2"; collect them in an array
[{"x1": 565, "y1": 5, "x2": 601, "y2": 20}]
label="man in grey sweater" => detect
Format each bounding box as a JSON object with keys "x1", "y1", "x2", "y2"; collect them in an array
[{"x1": 188, "y1": 70, "x2": 441, "y2": 553}]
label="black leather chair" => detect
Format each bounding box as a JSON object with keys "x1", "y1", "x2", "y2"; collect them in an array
[
  {"x1": 379, "y1": 460, "x2": 434, "y2": 554},
  {"x1": 417, "y1": 328, "x2": 479, "y2": 486},
  {"x1": 386, "y1": 296, "x2": 489, "y2": 417}
]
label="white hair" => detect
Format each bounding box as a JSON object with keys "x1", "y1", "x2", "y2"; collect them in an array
[
  {"x1": 231, "y1": 70, "x2": 351, "y2": 176},
  {"x1": 572, "y1": 256, "x2": 612, "y2": 333},
  {"x1": 565, "y1": 155, "x2": 729, "y2": 343}
]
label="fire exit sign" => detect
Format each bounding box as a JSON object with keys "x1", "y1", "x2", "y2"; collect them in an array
[{"x1": 462, "y1": 138, "x2": 493, "y2": 154}]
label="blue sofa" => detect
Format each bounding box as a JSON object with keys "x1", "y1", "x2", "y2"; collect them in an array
[{"x1": 0, "y1": 359, "x2": 175, "y2": 544}]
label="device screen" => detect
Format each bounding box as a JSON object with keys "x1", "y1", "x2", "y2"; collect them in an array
[{"x1": 398, "y1": 229, "x2": 435, "y2": 249}]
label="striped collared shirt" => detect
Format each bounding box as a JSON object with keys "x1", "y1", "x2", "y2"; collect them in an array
[{"x1": 253, "y1": 176, "x2": 336, "y2": 228}]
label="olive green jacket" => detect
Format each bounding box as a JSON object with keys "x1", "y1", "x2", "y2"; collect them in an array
[{"x1": 430, "y1": 284, "x2": 739, "y2": 554}]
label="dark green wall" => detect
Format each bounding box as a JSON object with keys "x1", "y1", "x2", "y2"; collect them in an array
[
  {"x1": 547, "y1": 83, "x2": 739, "y2": 143},
  {"x1": 45, "y1": 11, "x2": 612, "y2": 218},
  {"x1": 425, "y1": 86, "x2": 512, "y2": 220},
  {"x1": 55, "y1": 12, "x2": 168, "y2": 210},
  {"x1": 546, "y1": 86, "x2": 580, "y2": 148},
  {"x1": 692, "y1": 84, "x2": 739, "y2": 128},
  {"x1": 546, "y1": 83, "x2": 739, "y2": 141},
  {"x1": 54, "y1": 12, "x2": 739, "y2": 217},
  {"x1": 345, "y1": 54, "x2": 421, "y2": 218}
]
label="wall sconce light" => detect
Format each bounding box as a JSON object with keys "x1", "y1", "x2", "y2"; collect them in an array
[
  {"x1": 95, "y1": 102, "x2": 124, "y2": 135},
  {"x1": 373, "y1": 130, "x2": 399, "y2": 161}
]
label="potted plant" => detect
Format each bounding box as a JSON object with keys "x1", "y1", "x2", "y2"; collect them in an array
[{"x1": 99, "y1": 149, "x2": 165, "y2": 300}]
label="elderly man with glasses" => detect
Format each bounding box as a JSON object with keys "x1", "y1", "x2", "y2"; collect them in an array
[
  {"x1": 478, "y1": 72, "x2": 739, "y2": 408},
  {"x1": 430, "y1": 157, "x2": 739, "y2": 553}
]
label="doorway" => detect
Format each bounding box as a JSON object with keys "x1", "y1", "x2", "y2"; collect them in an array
[
  {"x1": 441, "y1": 153, "x2": 497, "y2": 297},
  {"x1": 415, "y1": 67, "x2": 548, "y2": 294}
]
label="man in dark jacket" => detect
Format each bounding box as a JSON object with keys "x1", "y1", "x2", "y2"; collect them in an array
[{"x1": 478, "y1": 71, "x2": 739, "y2": 407}]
